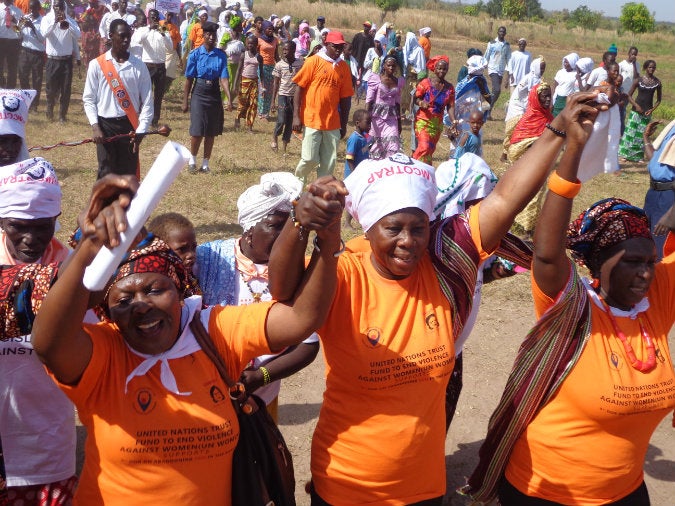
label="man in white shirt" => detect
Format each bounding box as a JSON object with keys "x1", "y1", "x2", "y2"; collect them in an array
[
  {"x1": 40, "y1": 0, "x2": 80, "y2": 123},
  {"x1": 18, "y1": 0, "x2": 45, "y2": 111},
  {"x1": 0, "y1": 0, "x2": 23, "y2": 88},
  {"x1": 131, "y1": 8, "x2": 172, "y2": 127},
  {"x1": 484, "y1": 25, "x2": 510, "y2": 119},
  {"x1": 586, "y1": 51, "x2": 615, "y2": 88},
  {"x1": 310, "y1": 15, "x2": 324, "y2": 42},
  {"x1": 98, "y1": 0, "x2": 120, "y2": 51},
  {"x1": 83, "y1": 18, "x2": 153, "y2": 179},
  {"x1": 504, "y1": 37, "x2": 530, "y2": 93},
  {"x1": 618, "y1": 46, "x2": 639, "y2": 134}
]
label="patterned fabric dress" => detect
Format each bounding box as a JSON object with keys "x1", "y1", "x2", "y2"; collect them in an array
[
  {"x1": 367, "y1": 74, "x2": 404, "y2": 159},
  {"x1": 412, "y1": 77, "x2": 455, "y2": 164},
  {"x1": 77, "y1": 3, "x2": 106, "y2": 65}
]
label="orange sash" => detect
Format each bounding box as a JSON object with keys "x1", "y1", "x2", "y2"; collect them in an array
[{"x1": 96, "y1": 54, "x2": 140, "y2": 129}]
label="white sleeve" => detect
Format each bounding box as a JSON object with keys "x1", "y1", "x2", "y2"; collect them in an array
[{"x1": 82, "y1": 59, "x2": 102, "y2": 125}]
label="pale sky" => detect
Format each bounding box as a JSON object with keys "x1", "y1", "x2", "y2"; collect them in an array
[
  {"x1": 456, "y1": 0, "x2": 674, "y2": 22},
  {"x1": 538, "y1": 0, "x2": 674, "y2": 23}
]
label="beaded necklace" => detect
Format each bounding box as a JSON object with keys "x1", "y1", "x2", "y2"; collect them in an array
[
  {"x1": 239, "y1": 271, "x2": 269, "y2": 303},
  {"x1": 599, "y1": 298, "x2": 656, "y2": 372}
]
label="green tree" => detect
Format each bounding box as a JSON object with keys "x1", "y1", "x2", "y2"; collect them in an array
[
  {"x1": 502, "y1": 0, "x2": 526, "y2": 21},
  {"x1": 375, "y1": 0, "x2": 404, "y2": 23},
  {"x1": 524, "y1": 0, "x2": 543, "y2": 19},
  {"x1": 569, "y1": 5, "x2": 602, "y2": 32},
  {"x1": 620, "y1": 2, "x2": 655, "y2": 34},
  {"x1": 485, "y1": 0, "x2": 503, "y2": 18}
]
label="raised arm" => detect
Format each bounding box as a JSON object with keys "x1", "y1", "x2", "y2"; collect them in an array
[
  {"x1": 266, "y1": 178, "x2": 346, "y2": 350},
  {"x1": 32, "y1": 176, "x2": 138, "y2": 385},
  {"x1": 478, "y1": 91, "x2": 605, "y2": 252},
  {"x1": 532, "y1": 100, "x2": 598, "y2": 298}
]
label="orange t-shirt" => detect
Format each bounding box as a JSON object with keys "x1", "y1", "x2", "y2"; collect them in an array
[
  {"x1": 189, "y1": 23, "x2": 204, "y2": 49},
  {"x1": 54, "y1": 303, "x2": 271, "y2": 506},
  {"x1": 258, "y1": 37, "x2": 278, "y2": 66},
  {"x1": 160, "y1": 21, "x2": 181, "y2": 50},
  {"x1": 312, "y1": 209, "x2": 486, "y2": 505},
  {"x1": 505, "y1": 258, "x2": 675, "y2": 504},
  {"x1": 293, "y1": 56, "x2": 354, "y2": 131},
  {"x1": 419, "y1": 35, "x2": 431, "y2": 60}
]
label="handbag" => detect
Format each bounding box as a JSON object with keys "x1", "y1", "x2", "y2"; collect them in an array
[{"x1": 190, "y1": 313, "x2": 297, "y2": 506}]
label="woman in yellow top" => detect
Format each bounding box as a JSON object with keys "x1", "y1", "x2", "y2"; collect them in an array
[{"x1": 465, "y1": 88, "x2": 675, "y2": 505}]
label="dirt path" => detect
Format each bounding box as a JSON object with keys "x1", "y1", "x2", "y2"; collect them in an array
[{"x1": 277, "y1": 272, "x2": 675, "y2": 505}]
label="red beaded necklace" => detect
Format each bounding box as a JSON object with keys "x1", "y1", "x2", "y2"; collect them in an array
[{"x1": 599, "y1": 298, "x2": 656, "y2": 372}]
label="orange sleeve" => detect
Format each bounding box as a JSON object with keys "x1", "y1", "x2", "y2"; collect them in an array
[
  {"x1": 531, "y1": 273, "x2": 557, "y2": 319},
  {"x1": 339, "y1": 62, "x2": 355, "y2": 98},
  {"x1": 467, "y1": 202, "x2": 495, "y2": 262}
]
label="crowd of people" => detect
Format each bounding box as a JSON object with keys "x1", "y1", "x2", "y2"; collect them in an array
[{"x1": 1, "y1": 0, "x2": 674, "y2": 505}]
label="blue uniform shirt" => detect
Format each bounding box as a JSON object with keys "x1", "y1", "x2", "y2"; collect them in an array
[{"x1": 185, "y1": 45, "x2": 229, "y2": 80}]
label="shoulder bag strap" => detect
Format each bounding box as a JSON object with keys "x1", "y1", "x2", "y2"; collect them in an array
[{"x1": 189, "y1": 311, "x2": 236, "y2": 388}]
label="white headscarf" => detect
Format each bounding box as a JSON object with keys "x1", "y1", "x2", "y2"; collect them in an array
[
  {"x1": 0, "y1": 157, "x2": 62, "y2": 219},
  {"x1": 563, "y1": 52, "x2": 579, "y2": 70},
  {"x1": 419, "y1": 26, "x2": 431, "y2": 36},
  {"x1": 434, "y1": 154, "x2": 497, "y2": 218},
  {"x1": 403, "y1": 32, "x2": 425, "y2": 74},
  {"x1": 521, "y1": 56, "x2": 544, "y2": 90},
  {"x1": 576, "y1": 57, "x2": 594, "y2": 75},
  {"x1": 0, "y1": 88, "x2": 36, "y2": 162},
  {"x1": 237, "y1": 172, "x2": 303, "y2": 231},
  {"x1": 345, "y1": 154, "x2": 436, "y2": 232}
]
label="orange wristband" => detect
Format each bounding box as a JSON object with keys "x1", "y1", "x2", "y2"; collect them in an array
[{"x1": 547, "y1": 170, "x2": 581, "y2": 198}]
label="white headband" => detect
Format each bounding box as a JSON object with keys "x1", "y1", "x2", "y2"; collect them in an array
[
  {"x1": 0, "y1": 157, "x2": 62, "y2": 219},
  {"x1": 345, "y1": 154, "x2": 436, "y2": 232}
]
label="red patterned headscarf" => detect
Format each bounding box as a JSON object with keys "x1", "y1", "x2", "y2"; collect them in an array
[
  {"x1": 567, "y1": 198, "x2": 652, "y2": 273},
  {"x1": 509, "y1": 82, "x2": 553, "y2": 145},
  {"x1": 98, "y1": 235, "x2": 200, "y2": 318},
  {"x1": 426, "y1": 55, "x2": 449, "y2": 71}
]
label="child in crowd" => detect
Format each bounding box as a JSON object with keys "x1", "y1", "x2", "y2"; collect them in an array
[
  {"x1": 234, "y1": 35, "x2": 263, "y2": 131},
  {"x1": 147, "y1": 212, "x2": 198, "y2": 275},
  {"x1": 342, "y1": 42, "x2": 359, "y2": 92},
  {"x1": 271, "y1": 40, "x2": 304, "y2": 153},
  {"x1": 344, "y1": 109, "x2": 372, "y2": 178},
  {"x1": 453, "y1": 110, "x2": 484, "y2": 158}
]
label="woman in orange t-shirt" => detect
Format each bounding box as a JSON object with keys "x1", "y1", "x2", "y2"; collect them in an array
[
  {"x1": 465, "y1": 88, "x2": 675, "y2": 505},
  {"x1": 257, "y1": 20, "x2": 279, "y2": 119},
  {"x1": 30, "y1": 175, "x2": 343, "y2": 505},
  {"x1": 270, "y1": 92, "x2": 607, "y2": 506}
]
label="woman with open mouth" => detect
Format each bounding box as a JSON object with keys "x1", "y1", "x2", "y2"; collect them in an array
[{"x1": 31, "y1": 173, "x2": 344, "y2": 505}]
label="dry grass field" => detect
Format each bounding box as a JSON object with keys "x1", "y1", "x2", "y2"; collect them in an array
[{"x1": 23, "y1": 1, "x2": 674, "y2": 504}]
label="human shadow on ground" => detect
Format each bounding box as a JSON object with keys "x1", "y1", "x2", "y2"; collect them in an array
[
  {"x1": 443, "y1": 439, "x2": 484, "y2": 505},
  {"x1": 278, "y1": 402, "x2": 322, "y2": 426},
  {"x1": 194, "y1": 222, "x2": 242, "y2": 238},
  {"x1": 644, "y1": 442, "x2": 675, "y2": 482}
]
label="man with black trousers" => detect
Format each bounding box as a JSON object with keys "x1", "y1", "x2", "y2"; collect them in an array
[
  {"x1": 83, "y1": 18, "x2": 153, "y2": 179},
  {"x1": 41, "y1": 0, "x2": 80, "y2": 122}
]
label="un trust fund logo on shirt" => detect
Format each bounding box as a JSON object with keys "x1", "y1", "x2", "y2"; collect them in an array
[
  {"x1": 133, "y1": 388, "x2": 157, "y2": 414},
  {"x1": 362, "y1": 327, "x2": 383, "y2": 348},
  {"x1": 425, "y1": 312, "x2": 439, "y2": 332}
]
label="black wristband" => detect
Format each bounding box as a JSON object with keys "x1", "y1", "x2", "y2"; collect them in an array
[{"x1": 545, "y1": 123, "x2": 566, "y2": 138}]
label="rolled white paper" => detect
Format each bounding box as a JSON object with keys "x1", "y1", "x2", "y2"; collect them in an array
[{"x1": 83, "y1": 141, "x2": 191, "y2": 291}]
